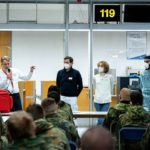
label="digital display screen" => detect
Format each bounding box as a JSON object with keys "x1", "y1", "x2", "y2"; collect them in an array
[
  {"x1": 94, "y1": 5, "x2": 120, "y2": 22},
  {"x1": 124, "y1": 5, "x2": 150, "y2": 22}
]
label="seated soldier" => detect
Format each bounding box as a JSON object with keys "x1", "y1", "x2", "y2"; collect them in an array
[
  {"x1": 103, "y1": 88, "x2": 131, "y2": 130},
  {"x1": 48, "y1": 91, "x2": 75, "y2": 125},
  {"x1": 26, "y1": 104, "x2": 70, "y2": 150},
  {"x1": 0, "y1": 114, "x2": 8, "y2": 149},
  {"x1": 118, "y1": 90, "x2": 150, "y2": 150},
  {"x1": 41, "y1": 98, "x2": 80, "y2": 144},
  {"x1": 5, "y1": 111, "x2": 62, "y2": 150},
  {"x1": 119, "y1": 90, "x2": 150, "y2": 127},
  {"x1": 78, "y1": 126, "x2": 115, "y2": 150},
  {"x1": 47, "y1": 86, "x2": 74, "y2": 120}
]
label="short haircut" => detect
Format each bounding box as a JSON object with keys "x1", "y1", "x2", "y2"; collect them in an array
[
  {"x1": 64, "y1": 56, "x2": 73, "y2": 63},
  {"x1": 120, "y1": 88, "x2": 131, "y2": 101},
  {"x1": 26, "y1": 104, "x2": 44, "y2": 120},
  {"x1": 1, "y1": 56, "x2": 10, "y2": 64},
  {"x1": 81, "y1": 126, "x2": 114, "y2": 150},
  {"x1": 97, "y1": 61, "x2": 109, "y2": 73},
  {"x1": 130, "y1": 90, "x2": 143, "y2": 105},
  {"x1": 41, "y1": 98, "x2": 57, "y2": 114},
  {"x1": 47, "y1": 85, "x2": 60, "y2": 97},
  {"x1": 7, "y1": 111, "x2": 35, "y2": 140},
  {"x1": 47, "y1": 91, "x2": 60, "y2": 104}
]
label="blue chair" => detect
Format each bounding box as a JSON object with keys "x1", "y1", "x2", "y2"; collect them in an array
[
  {"x1": 69, "y1": 141, "x2": 77, "y2": 150},
  {"x1": 118, "y1": 127, "x2": 147, "y2": 150}
]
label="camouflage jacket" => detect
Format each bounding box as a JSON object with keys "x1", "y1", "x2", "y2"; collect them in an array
[
  {"x1": 3, "y1": 136, "x2": 64, "y2": 150},
  {"x1": 118, "y1": 106, "x2": 150, "y2": 150},
  {"x1": 59, "y1": 101, "x2": 73, "y2": 116},
  {"x1": 103, "y1": 102, "x2": 130, "y2": 129},
  {"x1": 57, "y1": 109, "x2": 75, "y2": 125},
  {"x1": 35, "y1": 118, "x2": 70, "y2": 150},
  {"x1": 141, "y1": 126, "x2": 150, "y2": 150},
  {"x1": 45, "y1": 113, "x2": 79, "y2": 143},
  {"x1": 119, "y1": 105, "x2": 150, "y2": 128}
]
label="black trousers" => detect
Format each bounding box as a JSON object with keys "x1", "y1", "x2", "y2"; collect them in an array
[{"x1": 10, "y1": 93, "x2": 22, "y2": 111}]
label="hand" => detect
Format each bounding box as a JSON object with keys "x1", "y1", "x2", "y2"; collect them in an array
[
  {"x1": 7, "y1": 73, "x2": 12, "y2": 80},
  {"x1": 30, "y1": 66, "x2": 36, "y2": 72}
]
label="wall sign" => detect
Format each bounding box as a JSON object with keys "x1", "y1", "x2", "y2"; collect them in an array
[{"x1": 127, "y1": 32, "x2": 147, "y2": 59}]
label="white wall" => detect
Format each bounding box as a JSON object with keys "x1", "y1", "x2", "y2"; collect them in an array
[
  {"x1": 12, "y1": 31, "x2": 150, "y2": 95},
  {"x1": 12, "y1": 31, "x2": 64, "y2": 95}
]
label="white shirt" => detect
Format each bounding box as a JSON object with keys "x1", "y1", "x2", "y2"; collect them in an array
[
  {"x1": 0, "y1": 68, "x2": 33, "y2": 94},
  {"x1": 93, "y1": 73, "x2": 113, "y2": 104}
]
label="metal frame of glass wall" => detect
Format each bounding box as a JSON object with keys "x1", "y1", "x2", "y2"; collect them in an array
[{"x1": 1, "y1": 0, "x2": 150, "y2": 111}]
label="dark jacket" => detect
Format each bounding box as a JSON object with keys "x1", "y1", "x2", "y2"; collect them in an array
[{"x1": 56, "y1": 68, "x2": 83, "y2": 97}]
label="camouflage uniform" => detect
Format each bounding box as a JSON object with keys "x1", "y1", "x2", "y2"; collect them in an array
[
  {"x1": 141, "y1": 126, "x2": 150, "y2": 150},
  {"x1": 57, "y1": 109, "x2": 75, "y2": 125},
  {"x1": 45, "y1": 112, "x2": 80, "y2": 144},
  {"x1": 58, "y1": 101, "x2": 75, "y2": 125},
  {"x1": 0, "y1": 114, "x2": 8, "y2": 149},
  {"x1": 3, "y1": 136, "x2": 64, "y2": 150},
  {"x1": 118, "y1": 106, "x2": 150, "y2": 150},
  {"x1": 35, "y1": 118, "x2": 70, "y2": 150},
  {"x1": 59, "y1": 101, "x2": 73, "y2": 117},
  {"x1": 103, "y1": 101, "x2": 130, "y2": 130},
  {"x1": 119, "y1": 105, "x2": 150, "y2": 127}
]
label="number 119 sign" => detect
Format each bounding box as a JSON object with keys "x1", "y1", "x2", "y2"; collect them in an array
[{"x1": 94, "y1": 5, "x2": 120, "y2": 22}]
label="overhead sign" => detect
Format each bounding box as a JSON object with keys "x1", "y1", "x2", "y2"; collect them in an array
[{"x1": 94, "y1": 5, "x2": 120, "y2": 22}]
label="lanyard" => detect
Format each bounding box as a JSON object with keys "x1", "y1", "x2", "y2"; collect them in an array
[{"x1": 3, "y1": 69, "x2": 14, "y2": 88}]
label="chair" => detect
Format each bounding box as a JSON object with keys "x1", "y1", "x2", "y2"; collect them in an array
[
  {"x1": 69, "y1": 141, "x2": 77, "y2": 150},
  {"x1": 118, "y1": 127, "x2": 147, "y2": 150},
  {"x1": 110, "y1": 121, "x2": 118, "y2": 135}
]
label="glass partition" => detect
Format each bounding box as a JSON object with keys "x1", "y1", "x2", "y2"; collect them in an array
[
  {"x1": 69, "y1": 31, "x2": 89, "y2": 111},
  {"x1": 9, "y1": 3, "x2": 36, "y2": 22},
  {"x1": 69, "y1": 4, "x2": 89, "y2": 24},
  {"x1": 37, "y1": 4, "x2": 65, "y2": 24},
  {"x1": 0, "y1": 3, "x2": 7, "y2": 23}
]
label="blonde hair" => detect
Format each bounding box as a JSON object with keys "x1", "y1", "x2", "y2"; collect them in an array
[{"x1": 1, "y1": 56, "x2": 10, "y2": 64}]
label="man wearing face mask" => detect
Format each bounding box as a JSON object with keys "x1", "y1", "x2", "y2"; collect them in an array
[
  {"x1": 93, "y1": 61, "x2": 113, "y2": 125},
  {"x1": 0, "y1": 56, "x2": 35, "y2": 111},
  {"x1": 140, "y1": 55, "x2": 150, "y2": 112},
  {"x1": 56, "y1": 56, "x2": 83, "y2": 111}
]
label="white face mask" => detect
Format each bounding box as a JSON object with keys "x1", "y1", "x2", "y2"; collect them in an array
[
  {"x1": 98, "y1": 67, "x2": 104, "y2": 73},
  {"x1": 145, "y1": 63, "x2": 149, "y2": 69},
  {"x1": 64, "y1": 63, "x2": 70, "y2": 70}
]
